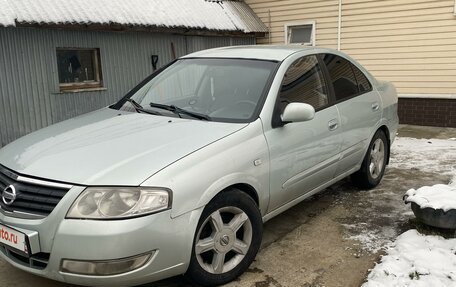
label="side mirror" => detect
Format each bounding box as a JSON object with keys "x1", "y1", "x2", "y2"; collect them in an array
[{"x1": 281, "y1": 103, "x2": 315, "y2": 123}]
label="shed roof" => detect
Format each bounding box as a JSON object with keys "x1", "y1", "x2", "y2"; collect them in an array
[{"x1": 0, "y1": 0, "x2": 267, "y2": 33}]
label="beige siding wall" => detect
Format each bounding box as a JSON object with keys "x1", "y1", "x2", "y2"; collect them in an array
[
  {"x1": 246, "y1": 0, "x2": 340, "y2": 48},
  {"x1": 245, "y1": 0, "x2": 456, "y2": 96}
]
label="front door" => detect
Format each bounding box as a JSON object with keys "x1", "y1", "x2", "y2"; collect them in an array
[{"x1": 263, "y1": 55, "x2": 342, "y2": 212}]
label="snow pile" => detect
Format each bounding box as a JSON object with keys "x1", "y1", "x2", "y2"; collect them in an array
[
  {"x1": 390, "y1": 137, "x2": 456, "y2": 175},
  {"x1": 363, "y1": 230, "x2": 456, "y2": 287},
  {"x1": 0, "y1": 0, "x2": 267, "y2": 32},
  {"x1": 405, "y1": 183, "x2": 456, "y2": 212}
]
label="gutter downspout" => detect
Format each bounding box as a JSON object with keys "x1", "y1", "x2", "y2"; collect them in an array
[
  {"x1": 337, "y1": 0, "x2": 342, "y2": 50},
  {"x1": 268, "y1": 9, "x2": 272, "y2": 44}
]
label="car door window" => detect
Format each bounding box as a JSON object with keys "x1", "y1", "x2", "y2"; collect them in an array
[
  {"x1": 351, "y1": 64, "x2": 373, "y2": 93},
  {"x1": 279, "y1": 55, "x2": 329, "y2": 111},
  {"x1": 323, "y1": 54, "x2": 359, "y2": 101}
]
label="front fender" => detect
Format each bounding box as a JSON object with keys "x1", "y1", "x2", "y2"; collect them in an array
[
  {"x1": 195, "y1": 173, "x2": 264, "y2": 213},
  {"x1": 141, "y1": 120, "x2": 270, "y2": 218}
]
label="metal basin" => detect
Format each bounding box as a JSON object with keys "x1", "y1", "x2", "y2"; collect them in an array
[{"x1": 411, "y1": 202, "x2": 456, "y2": 229}]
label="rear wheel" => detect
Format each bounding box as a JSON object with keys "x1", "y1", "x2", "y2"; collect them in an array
[
  {"x1": 351, "y1": 130, "x2": 388, "y2": 189},
  {"x1": 186, "y1": 189, "x2": 262, "y2": 286}
]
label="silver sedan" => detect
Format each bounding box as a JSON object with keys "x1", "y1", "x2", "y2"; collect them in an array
[{"x1": 0, "y1": 46, "x2": 398, "y2": 286}]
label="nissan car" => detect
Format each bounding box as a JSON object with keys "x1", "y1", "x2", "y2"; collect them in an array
[{"x1": 0, "y1": 46, "x2": 398, "y2": 286}]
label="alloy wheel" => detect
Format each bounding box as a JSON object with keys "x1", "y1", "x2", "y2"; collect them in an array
[
  {"x1": 369, "y1": 138, "x2": 385, "y2": 179},
  {"x1": 195, "y1": 206, "x2": 252, "y2": 274}
]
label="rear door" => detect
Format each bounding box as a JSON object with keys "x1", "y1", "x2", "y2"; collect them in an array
[
  {"x1": 264, "y1": 55, "x2": 342, "y2": 212},
  {"x1": 322, "y1": 54, "x2": 382, "y2": 176}
]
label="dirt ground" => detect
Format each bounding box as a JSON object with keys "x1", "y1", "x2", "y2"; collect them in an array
[{"x1": 0, "y1": 124, "x2": 455, "y2": 287}]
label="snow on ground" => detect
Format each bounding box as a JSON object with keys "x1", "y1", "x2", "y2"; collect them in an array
[
  {"x1": 341, "y1": 137, "x2": 456, "y2": 254},
  {"x1": 359, "y1": 136, "x2": 456, "y2": 286},
  {"x1": 405, "y1": 183, "x2": 456, "y2": 212},
  {"x1": 390, "y1": 137, "x2": 456, "y2": 175},
  {"x1": 363, "y1": 230, "x2": 456, "y2": 287},
  {"x1": 342, "y1": 223, "x2": 397, "y2": 253}
]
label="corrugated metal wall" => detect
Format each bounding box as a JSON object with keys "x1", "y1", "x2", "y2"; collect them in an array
[{"x1": 0, "y1": 27, "x2": 255, "y2": 147}]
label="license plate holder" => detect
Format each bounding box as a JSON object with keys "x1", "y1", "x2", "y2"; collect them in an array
[{"x1": 0, "y1": 224, "x2": 29, "y2": 255}]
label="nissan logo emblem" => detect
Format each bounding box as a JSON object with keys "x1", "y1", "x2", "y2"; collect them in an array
[{"x1": 2, "y1": 185, "x2": 17, "y2": 206}]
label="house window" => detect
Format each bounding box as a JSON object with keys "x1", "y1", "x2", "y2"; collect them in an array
[
  {"x1": 56, "y1": 48, "x2": 103, "y2": 92},
  {"x1": 285, "y1": 21, "x2": 316, "y2": 46}
]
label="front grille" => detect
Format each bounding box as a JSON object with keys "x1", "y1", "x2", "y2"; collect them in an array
[
  {"x1": 0, "y1": 244, "x2": 50, "y2": 269},
  {"x1": 0, "y1": 165, "x2": 71, "y2": 217}
]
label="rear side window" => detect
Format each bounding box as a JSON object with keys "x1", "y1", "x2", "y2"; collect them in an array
[
  {"x1": 351, "y1": 64, "x2": 372, "y2": 93},
  {"x1": 323, "y1": 54, "x2": 358, "y2": 101},
  {"x1": 279, "y1": 55, "x2": 329, "y2": 111}
]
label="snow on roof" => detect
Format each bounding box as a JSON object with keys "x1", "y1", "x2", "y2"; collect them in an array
[
  {"x1": 0, "y1": 0, "x2": 267, "y2": 33},
  {"x1": 0, "y1": 0, "x2": 15, "y2": 27}
]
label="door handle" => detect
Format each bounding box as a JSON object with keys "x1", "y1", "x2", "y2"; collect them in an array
[
  {"x1": 328, "y1": 119, "x2": 338, "y2": 131},
  {"x1": 371, "y1": 102, "x2": 380, "y2": 111}
]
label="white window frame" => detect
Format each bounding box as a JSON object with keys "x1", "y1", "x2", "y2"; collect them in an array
[{"x1": 284, "y1": 21, "x2": 316, "y2": 46}]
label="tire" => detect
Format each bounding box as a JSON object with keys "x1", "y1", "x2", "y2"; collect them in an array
[
  {"x1": 351, "y1": 130, "x2": 389, "y2": 189},
  {"x1": 185, "y1": 189, "x2": 262, "y2": 286}
]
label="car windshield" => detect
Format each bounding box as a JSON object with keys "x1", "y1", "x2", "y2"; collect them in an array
[{"x1": 114, "y1": 58, "x2": 278, "y2": 122}]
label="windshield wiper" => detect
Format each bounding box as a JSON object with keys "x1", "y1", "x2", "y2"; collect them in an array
[
  {"x1": 125, "y1": 98, "x2": 161, "y2": 115},
  {"x1": 149, "y1": 102, "x2": 211, "y2": 121}
]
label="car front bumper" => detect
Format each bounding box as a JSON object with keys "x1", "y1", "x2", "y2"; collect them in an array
[{"x1": 0, "y1": 185, "x2": 202, "y2": 287}]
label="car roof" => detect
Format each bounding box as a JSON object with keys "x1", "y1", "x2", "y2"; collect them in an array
[{"x1": 182, "y1": 45, "x2": 339, "y2": 62}]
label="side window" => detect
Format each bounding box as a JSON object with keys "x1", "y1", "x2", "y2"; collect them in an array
[
  {"x1": 279, "y1": 55, "x2": 329, "y2": 111},
  {"x1": 323, "y1": 54, "x2": 358, "y2": 101},
  {"x1": 351, "y1": 64, "x2": 372, "y2": 93}
]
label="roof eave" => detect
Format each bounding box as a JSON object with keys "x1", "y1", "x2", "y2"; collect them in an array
[{"x1": 12, "y1": 21, "x2": 266, "y2": 37}]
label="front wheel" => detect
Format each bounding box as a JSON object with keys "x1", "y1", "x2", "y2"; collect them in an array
[
  {"x1": 185, "y1": 189, "x2": 262, "y2": 286},
  {"x1": 351, "y1": 130, "x2": 389, "y2": 189}
]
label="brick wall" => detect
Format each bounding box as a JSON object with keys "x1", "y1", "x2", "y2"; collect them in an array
[{"x1": 398, "y1": 98, "x2": 456, "y2": 127}]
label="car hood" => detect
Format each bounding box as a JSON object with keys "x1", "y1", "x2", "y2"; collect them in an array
[{"x1": 0, "y1": 108, "x2": 247, "y2": 186}]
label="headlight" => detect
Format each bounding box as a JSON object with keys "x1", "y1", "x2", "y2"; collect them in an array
[{"x1": 66, "y1": 187, "x2": 171, "y2": 219}]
